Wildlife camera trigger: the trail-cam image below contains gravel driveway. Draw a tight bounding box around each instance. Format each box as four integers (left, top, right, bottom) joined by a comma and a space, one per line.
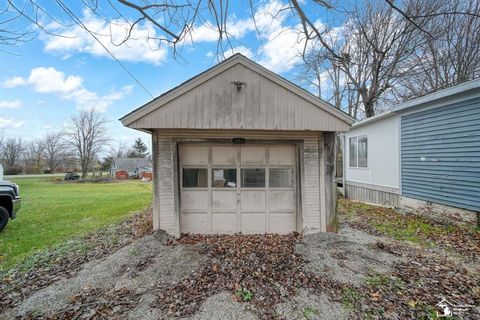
1, 223, 404, 320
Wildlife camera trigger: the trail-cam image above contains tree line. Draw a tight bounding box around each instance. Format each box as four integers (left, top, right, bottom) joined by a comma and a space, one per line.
2, 0, 479, 120
296, 0, 480, 118
0, 109, 150, 178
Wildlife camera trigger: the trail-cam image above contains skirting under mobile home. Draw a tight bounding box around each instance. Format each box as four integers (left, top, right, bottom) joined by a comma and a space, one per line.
344, 79, 480, 223
121, 54, 354, 237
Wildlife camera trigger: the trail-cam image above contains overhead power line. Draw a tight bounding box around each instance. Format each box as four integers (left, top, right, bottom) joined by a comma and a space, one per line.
54, 0, 155, 99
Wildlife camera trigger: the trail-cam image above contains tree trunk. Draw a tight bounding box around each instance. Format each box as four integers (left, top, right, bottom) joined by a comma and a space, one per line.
364, 99, 375, 118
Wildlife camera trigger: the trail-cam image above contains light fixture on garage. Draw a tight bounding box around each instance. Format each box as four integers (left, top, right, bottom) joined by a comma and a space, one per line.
231, 81, 247, 91
232, 137, 246, 144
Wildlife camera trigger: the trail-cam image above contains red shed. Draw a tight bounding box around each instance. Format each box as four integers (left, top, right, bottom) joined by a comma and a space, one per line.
115, 170, 129, 180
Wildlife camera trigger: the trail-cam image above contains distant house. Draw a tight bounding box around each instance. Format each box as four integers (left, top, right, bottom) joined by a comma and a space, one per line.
343, 79, 480, 224
110, 158, 152, 179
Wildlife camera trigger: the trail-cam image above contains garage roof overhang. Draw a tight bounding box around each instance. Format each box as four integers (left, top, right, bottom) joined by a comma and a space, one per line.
120, 54, 354, 132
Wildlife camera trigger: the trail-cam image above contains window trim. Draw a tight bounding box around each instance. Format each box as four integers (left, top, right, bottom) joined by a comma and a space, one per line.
348, 134, 369, 169
181, 167, 209, 188
211, 168, 237, 188
240, 167, 266, 188
268, 167, 294, 189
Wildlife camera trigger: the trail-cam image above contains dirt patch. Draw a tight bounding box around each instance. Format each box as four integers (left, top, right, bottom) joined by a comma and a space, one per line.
339, 198, 480, 261
20, 287, 141, 319
298, 226, 404, 287
276, 289, 349, 320
338, 199, 480, 319
2, 234, 204, 319
354, 241, 480, 319
0, 208, 153, 313
50, 177, 117, 184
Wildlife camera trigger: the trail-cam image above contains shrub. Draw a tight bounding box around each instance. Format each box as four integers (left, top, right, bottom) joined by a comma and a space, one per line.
4, 165, 23, 175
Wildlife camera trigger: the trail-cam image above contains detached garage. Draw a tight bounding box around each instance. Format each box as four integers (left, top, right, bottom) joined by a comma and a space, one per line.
121, 54, 353, 237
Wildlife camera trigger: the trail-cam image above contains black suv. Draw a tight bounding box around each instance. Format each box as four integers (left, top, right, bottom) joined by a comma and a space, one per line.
64, 172, 80, 181
0, 181, 21, 231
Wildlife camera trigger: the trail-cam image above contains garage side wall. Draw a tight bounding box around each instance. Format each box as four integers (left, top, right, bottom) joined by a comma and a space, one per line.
302, 136, 322, 233
152, 130, 335, 236
152, 131, 180, 236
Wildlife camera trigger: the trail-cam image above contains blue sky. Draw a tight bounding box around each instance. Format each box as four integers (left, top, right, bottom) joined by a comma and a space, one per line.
0, 0, 338, 151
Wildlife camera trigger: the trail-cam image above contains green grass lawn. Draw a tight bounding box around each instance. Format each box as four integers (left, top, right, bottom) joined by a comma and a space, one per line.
0, 177, 152, 269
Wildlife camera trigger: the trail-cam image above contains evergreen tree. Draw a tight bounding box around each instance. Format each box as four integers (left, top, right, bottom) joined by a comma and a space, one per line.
128, 138, 149, 158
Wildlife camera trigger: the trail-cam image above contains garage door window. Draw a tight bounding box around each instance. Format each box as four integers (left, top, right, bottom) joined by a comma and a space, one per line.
269, 168, 294, 188
212, 168, 237, 187
182, 168, 208, 188
241, 168, 265, 187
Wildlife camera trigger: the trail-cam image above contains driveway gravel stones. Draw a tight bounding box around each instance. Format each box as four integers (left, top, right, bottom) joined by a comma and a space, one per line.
2, 235, 204, 319
298, 226, 404, 287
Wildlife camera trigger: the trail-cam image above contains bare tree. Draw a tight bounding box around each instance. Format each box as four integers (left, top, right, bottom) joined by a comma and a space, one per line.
40, 132, 65, 173
294, 0, 444, 118
3, 137, 24, 167
23, 140, 43, 172
395, 0, 480, 99
3, 0, 479, 118
108, 141, 128, 159
0, 2, 35, 51
1, 0, 477, 61
64, 109, 110, 178
0, 131, 4, 158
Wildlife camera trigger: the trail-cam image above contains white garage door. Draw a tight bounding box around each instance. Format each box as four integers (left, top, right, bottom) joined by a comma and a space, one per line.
179, 144, 297, 234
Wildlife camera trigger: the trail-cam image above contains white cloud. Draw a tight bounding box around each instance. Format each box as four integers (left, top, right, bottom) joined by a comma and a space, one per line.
27, 67, 83, 94
43, 10, 167, 65
2, 76, 26, 88
0, 118, 24, 128
5, 67, 132, 112
254, 0, 307, 73
225, 46, 253, 58
0, 100, 22, 109
185, 16, 254, 44
188, 22, 219, 43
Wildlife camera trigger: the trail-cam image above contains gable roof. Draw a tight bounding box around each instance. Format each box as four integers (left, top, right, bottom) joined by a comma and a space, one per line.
112, 158, 151, 171
120, 54, 354, 131
352, 78, 480, 129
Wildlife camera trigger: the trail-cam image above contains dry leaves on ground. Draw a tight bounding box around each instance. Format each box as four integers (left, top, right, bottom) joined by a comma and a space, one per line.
19, 287, 141, 320
339, 198, 480, 260
0, 208, 153, 313
157, 233, 345, 320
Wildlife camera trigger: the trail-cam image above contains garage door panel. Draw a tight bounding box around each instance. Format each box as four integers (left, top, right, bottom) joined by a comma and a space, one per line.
269, 213, 296, 234
241, 146, 266, 165
212, 213, 237, 234
240, 191, 266, 212
269, 190, 295, 211
181, 213, 209, 233
269, 145, 295, 165
181, 191, 208, 211
180, 143, 297, 234
212, 190, 237, 211
180, 145, 209, 165
212, 146, 237, 165
241, 213, 266, 234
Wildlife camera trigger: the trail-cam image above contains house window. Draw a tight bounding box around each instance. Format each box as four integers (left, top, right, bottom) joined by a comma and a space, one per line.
349, 135, 368, 168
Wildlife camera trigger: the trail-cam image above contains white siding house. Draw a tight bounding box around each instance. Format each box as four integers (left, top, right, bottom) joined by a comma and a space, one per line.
344, 79, 480, 224
121, 54, 354, 237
